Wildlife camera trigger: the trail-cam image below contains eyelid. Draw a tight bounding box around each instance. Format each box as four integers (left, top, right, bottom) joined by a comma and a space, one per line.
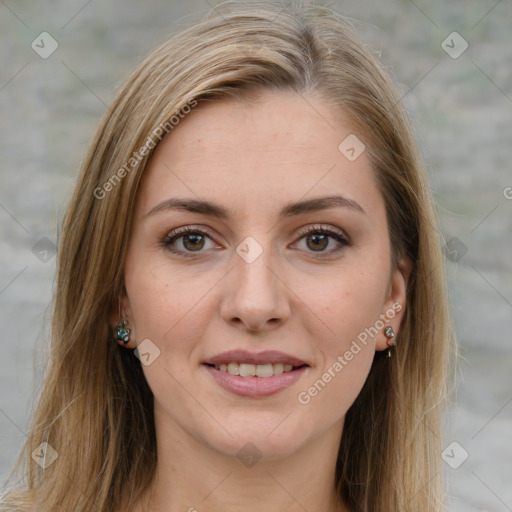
167, 225, 215, 238
293, 223, 350, 243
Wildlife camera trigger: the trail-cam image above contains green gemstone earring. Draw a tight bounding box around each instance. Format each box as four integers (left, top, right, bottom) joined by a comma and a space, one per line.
384, 326, 396, 346
384, 326, 396, 358
115, 320, 131, 344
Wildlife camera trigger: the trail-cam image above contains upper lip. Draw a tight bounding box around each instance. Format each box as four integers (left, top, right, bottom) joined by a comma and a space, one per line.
203, 350, 308, 367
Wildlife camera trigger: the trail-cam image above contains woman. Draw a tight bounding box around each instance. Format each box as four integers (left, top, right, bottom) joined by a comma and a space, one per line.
1, 2, 455, 511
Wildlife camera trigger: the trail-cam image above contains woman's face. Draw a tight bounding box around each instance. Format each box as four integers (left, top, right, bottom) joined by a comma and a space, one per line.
121, 90, 408, 460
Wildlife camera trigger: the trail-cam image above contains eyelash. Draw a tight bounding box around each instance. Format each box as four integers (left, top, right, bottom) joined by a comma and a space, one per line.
160, 224, 351, 258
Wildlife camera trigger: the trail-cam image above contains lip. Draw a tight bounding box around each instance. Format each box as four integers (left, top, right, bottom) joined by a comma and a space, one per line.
203, 349, 308, 367
202, 364, 309, 398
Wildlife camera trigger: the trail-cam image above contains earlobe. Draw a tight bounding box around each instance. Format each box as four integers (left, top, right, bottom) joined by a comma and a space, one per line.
376, 256, 413, 352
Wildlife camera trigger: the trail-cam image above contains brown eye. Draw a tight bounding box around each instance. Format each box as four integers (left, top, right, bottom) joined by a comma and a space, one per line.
305, 233, 329, 251
161, 227, 219, 257
293, 225, 351, 256
182, 233, 206, 251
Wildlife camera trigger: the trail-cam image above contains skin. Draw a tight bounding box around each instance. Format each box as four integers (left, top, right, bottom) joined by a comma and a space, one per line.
116, 90, 410, 512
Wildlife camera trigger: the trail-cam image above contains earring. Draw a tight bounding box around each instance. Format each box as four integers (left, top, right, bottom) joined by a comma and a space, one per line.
384, 326, 395, 346
384, 326, 395, 358
115, 319, 131, 344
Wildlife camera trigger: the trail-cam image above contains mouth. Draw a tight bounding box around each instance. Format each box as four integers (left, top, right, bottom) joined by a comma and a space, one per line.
203, 362, 308, 378
201, 349, 310, 397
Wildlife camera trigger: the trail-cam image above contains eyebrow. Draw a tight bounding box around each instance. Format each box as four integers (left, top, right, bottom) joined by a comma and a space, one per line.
145, 194, 365, 219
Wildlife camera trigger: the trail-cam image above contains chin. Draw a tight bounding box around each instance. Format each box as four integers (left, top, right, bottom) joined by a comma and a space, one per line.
204, 414, 314, 462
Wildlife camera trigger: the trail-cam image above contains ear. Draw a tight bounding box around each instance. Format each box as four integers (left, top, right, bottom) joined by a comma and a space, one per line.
375, 255, 413, 351
111, 292, 137, 349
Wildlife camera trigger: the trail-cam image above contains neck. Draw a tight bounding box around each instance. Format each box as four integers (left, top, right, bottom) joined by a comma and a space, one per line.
132, 403, 348, 512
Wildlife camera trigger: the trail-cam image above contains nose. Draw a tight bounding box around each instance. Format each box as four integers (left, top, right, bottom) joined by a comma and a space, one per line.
220, 244, 291, 332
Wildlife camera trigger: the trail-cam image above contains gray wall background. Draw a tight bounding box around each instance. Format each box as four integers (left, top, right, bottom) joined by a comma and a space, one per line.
1, 1, 511, 510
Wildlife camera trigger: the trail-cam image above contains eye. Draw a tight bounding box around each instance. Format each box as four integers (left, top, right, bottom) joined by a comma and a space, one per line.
161, 224, 351, 258
292, 224, 351, 255
161, 226, 219, 257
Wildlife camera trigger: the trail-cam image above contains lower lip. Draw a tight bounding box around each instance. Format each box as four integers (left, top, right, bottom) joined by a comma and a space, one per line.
202, 364, 308, 398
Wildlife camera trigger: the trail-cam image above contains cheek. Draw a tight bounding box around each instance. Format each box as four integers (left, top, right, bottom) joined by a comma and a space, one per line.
294, 270, 385, 417
297, 259, 389, 350
291, 251, 389, 407
123, 260, 209, 391
295, 347, 373, 441
125, 255, 209, 336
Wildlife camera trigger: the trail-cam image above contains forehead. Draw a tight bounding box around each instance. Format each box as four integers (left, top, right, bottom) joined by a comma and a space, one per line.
162, 91, 354, 165
135, 90, 383, 222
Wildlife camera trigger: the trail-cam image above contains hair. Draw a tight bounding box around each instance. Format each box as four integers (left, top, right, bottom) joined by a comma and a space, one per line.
1, 2, 456, 511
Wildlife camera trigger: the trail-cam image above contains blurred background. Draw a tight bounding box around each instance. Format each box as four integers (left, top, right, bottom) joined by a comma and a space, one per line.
0, 1, 511, 510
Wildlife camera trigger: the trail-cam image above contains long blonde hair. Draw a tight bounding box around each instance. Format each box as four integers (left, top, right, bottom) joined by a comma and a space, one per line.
1, 2, 455, 511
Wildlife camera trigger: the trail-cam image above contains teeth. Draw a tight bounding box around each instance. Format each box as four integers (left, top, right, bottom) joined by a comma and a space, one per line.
239, 363, 256, 377
213, 362, 299, 377
227, 362, 239, 375
255, 364, 273, 377
273, 363, 284, 374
